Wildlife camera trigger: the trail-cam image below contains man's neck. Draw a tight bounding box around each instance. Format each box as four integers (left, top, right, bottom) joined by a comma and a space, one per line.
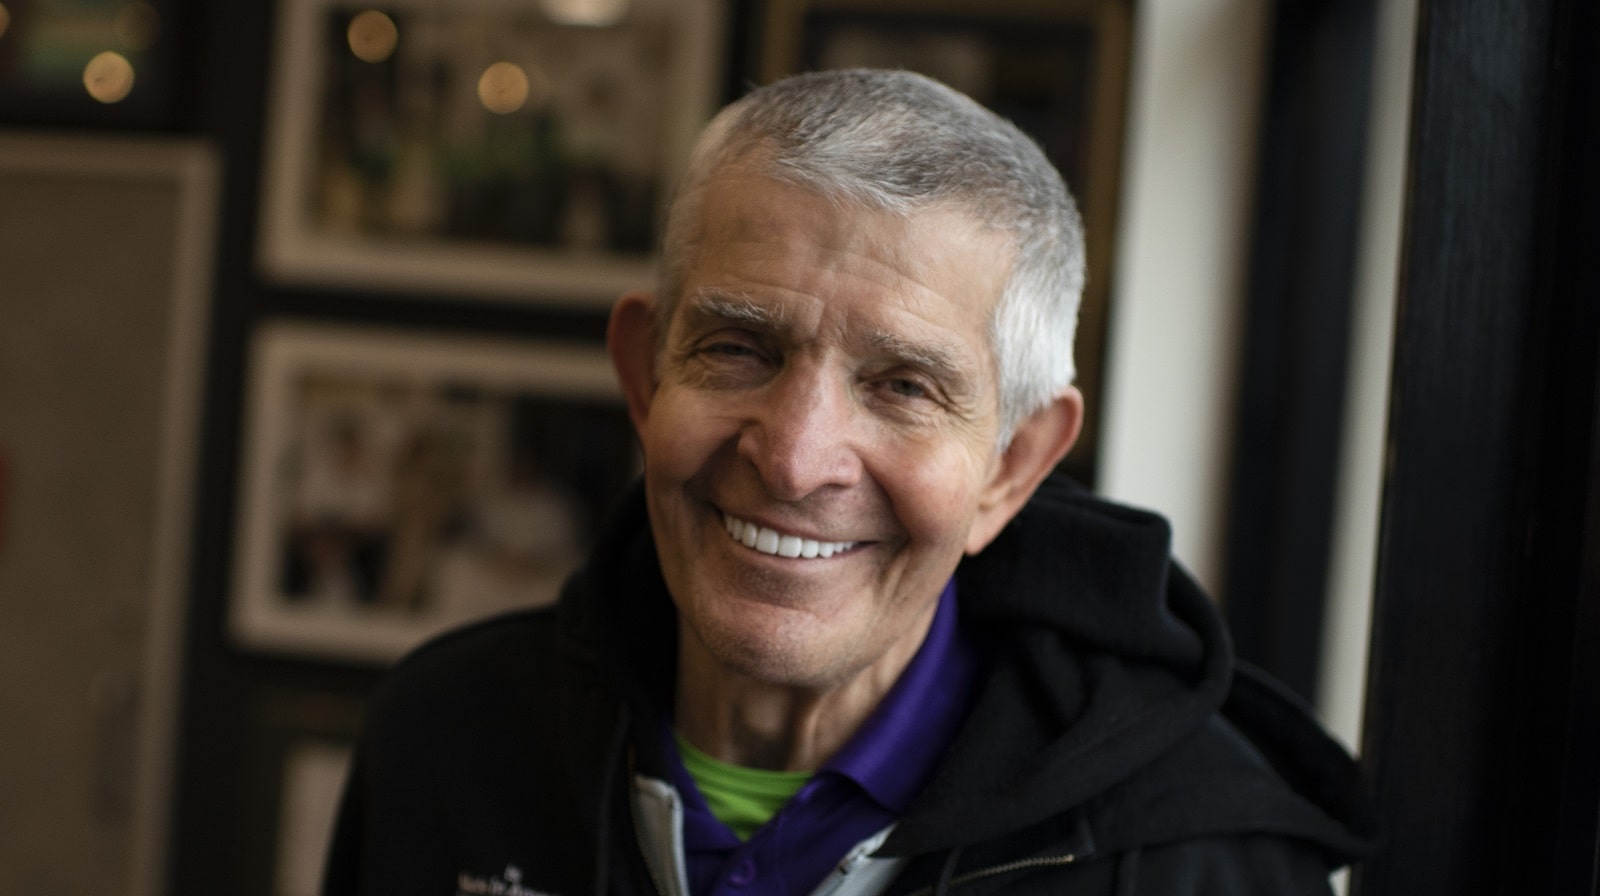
672, 615, 933, 771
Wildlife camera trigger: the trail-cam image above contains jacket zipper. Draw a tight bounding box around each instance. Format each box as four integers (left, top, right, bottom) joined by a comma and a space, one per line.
624, 749, 670, 896
904, 853, 1078, 895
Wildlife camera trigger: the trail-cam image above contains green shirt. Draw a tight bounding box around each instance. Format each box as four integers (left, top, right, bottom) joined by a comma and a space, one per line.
674, 731, 811, 840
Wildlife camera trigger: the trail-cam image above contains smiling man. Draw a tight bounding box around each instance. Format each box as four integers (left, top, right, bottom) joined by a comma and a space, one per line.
325, 70, 1374, 895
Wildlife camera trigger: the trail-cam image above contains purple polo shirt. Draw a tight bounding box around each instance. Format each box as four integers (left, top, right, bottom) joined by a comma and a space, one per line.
663, 580, 979, 896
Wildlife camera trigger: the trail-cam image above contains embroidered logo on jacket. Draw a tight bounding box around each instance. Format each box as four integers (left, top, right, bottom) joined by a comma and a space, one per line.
455, 865, 561, 896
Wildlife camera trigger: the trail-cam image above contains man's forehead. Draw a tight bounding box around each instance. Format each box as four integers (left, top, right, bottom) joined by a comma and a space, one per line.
666, 170, 1011, 373
676, 287, 982, 389
699, 162, 1002, 255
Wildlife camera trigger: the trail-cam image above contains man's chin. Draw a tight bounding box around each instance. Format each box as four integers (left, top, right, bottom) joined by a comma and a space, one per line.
688, 615, 851, 690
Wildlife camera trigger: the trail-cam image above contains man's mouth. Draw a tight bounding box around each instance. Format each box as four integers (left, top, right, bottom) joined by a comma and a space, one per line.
721, 512, 857, 559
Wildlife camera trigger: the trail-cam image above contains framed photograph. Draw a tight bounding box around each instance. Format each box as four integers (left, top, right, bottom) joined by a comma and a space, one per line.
759, 0, 1132, 484
0, 0, 180, 126
231, 322, 639, 663
233, 689, 365, 896
0, 134, 217, 896
273, 737, 352, 896
257, 0, 724, 306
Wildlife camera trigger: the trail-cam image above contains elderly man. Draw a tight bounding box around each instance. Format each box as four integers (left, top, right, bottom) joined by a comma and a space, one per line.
325, 69, 1373, 895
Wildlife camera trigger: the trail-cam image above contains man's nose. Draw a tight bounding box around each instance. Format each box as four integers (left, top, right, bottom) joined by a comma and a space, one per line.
737, 363, 863, 502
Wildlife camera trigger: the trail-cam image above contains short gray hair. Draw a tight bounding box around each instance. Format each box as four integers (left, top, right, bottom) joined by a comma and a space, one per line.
657, 68, 1085, 444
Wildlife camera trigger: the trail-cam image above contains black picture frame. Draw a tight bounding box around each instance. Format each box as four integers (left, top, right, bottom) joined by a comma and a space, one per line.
0, 0, 182, 127
235, 688, 366, 896
257, 0, 725, 307
230, 320, 638, 664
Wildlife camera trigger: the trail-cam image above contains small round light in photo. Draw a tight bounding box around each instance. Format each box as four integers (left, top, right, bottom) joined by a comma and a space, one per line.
477, 62, 530, 115
84, 51, 136, 104
347, 9, 398, 64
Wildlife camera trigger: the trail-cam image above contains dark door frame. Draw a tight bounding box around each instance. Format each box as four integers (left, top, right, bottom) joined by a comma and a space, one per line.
1354, 0, 1600, 892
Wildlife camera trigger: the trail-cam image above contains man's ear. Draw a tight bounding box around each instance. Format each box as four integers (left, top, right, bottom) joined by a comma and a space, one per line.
607, 291, 660, 433
965, 387, 1085, 554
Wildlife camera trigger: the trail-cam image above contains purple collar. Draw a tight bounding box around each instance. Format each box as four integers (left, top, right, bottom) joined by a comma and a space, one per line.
819, 578, 976, 811
663, 579, 980, 894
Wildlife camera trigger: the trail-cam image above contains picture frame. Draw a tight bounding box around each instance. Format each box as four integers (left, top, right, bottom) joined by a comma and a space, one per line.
257, 0, 725, 306
273, 737, 353, 896
759, 0, 1133, 484
230, 321, 639, 664
0, 0, 181, 127
233, 689, 365, 896
0, 134, 218, 896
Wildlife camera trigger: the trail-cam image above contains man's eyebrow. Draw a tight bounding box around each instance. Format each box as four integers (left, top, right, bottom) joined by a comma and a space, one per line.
683, 287, 977, 389
865, 329, 974, 389
683, 289, 788, 330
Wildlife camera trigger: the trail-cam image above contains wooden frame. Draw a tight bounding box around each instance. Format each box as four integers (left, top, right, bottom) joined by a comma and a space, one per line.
758, 0, 1133, 483
257, 0, 724, 306
230, 321, 637, 664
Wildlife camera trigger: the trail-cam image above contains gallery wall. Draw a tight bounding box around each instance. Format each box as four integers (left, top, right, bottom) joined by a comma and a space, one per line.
0, 0, 1404, 892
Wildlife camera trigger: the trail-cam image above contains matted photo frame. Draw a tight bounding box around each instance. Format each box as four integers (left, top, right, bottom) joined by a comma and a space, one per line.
257, 0, 724, 306
759, 0, 1133, 484
231, 322, 638, 663
0, 134, 217, 896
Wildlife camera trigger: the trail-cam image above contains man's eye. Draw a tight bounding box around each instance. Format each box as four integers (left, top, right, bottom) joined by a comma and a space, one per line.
886, 377, 930, 400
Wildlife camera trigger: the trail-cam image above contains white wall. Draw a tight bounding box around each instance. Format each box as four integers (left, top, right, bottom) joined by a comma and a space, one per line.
1098, 0, 1272, 591
1099, 0, 1418, 752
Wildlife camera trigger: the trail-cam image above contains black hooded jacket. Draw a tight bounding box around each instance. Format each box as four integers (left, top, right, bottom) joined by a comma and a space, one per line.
324, 475, 1377, 895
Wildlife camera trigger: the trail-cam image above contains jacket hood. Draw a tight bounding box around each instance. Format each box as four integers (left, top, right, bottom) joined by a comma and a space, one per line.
561, 476, 1376, 868
882, 475, 1377, 865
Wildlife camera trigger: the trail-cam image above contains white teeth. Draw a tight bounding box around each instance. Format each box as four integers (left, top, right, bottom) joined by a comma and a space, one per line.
722, 513, 855, 559
756, 528, 780, 554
